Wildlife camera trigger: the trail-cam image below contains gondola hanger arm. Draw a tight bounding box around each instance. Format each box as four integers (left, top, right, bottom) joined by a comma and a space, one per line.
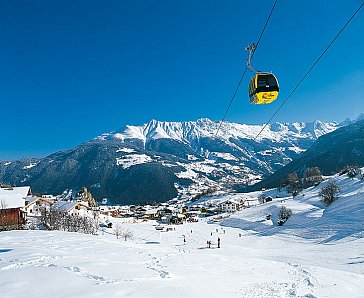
245, 43, 260, 73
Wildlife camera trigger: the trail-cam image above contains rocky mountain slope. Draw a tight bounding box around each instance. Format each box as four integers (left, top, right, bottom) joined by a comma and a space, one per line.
0, 118, 340, 204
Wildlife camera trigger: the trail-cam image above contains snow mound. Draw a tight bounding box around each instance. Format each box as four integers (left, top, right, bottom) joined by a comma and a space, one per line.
116, 148, 135, 153
22, 162, 38, 169
116, 154, 152, 169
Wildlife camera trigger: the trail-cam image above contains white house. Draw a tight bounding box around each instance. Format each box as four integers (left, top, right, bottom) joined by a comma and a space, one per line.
218, 200, 241, 213
99, 205, 121, 217
144, 208, 159, 220
25, 197, 53, 217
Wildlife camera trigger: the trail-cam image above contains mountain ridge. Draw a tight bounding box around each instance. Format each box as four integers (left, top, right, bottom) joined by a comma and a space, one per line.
247, 118, 364, 191
0, 118, 342, 204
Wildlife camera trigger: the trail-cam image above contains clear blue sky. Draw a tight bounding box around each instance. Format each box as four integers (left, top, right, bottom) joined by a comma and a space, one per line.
1, 0, 363, 160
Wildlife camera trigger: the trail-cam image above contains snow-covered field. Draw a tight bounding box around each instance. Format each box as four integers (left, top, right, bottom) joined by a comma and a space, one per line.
1, 174, 364, 297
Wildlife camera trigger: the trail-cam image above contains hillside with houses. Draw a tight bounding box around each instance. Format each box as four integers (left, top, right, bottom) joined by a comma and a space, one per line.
0, 184, 251, 232
0, 168, 363, 297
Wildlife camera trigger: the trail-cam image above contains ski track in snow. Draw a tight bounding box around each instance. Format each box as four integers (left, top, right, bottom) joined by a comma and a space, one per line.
0, 225, 363, 297
63, 266, 119, 284
0, 256, 58, 271
145, 253, 171, 279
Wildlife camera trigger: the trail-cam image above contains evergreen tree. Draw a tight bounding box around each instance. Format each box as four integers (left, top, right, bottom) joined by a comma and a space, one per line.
277, 206, 292, 226
345, 165, 361, 179
319, 182, 340, 206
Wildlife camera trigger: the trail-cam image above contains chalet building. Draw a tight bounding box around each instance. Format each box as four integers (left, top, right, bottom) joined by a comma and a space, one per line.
144, 209, 159, 220
188, 205, 201, 212
51, 201, 90, 217
25, 197, 53, 217
161, 214, 184, 224
159, 207, 175, 217
218, 200, 241, 213
99, 205, 122, 217
119, 206, 132, 217
41, 194, 58, 202
0, 189, 27, 231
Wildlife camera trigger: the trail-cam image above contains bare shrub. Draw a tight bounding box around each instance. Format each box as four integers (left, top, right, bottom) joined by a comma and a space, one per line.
40, 207, 96, 234
113, 223, 123, 239
302, 167, 323, 187
285, 172, 301, 195
121, 229, 133, 241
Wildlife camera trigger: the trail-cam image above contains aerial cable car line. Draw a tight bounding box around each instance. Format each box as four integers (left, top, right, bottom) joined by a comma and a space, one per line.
210, 1, 362, 190
215, 0, 279, 137
250, 1, 364, 145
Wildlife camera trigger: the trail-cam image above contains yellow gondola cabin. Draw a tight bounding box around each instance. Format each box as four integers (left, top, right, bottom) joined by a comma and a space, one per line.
249, 73, 279, 104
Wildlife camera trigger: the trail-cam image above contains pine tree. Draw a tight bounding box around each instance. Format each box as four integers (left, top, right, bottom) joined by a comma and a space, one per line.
319, 182, 340, 206
277, 206, 292, 226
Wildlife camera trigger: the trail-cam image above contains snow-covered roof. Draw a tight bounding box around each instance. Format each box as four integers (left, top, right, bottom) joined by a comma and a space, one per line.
145, 209, 159, 215
219, 199, 240, 205
0, 193, 24, 209
0, 186, 31, 199
25, 196, 39, 205
52, 201, 89, 212
26, 196, 53, 207
187, 210, 201, 214
161, 215, 172, 219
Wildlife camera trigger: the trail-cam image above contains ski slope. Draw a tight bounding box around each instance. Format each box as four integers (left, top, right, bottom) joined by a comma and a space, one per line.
221, 172, 364, 243
0, 173, 363, 297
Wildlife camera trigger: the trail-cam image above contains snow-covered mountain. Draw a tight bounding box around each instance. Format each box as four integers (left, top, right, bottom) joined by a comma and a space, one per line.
0, 118, 340, 204
99, 118, 337, 146
249, 118, 364, 191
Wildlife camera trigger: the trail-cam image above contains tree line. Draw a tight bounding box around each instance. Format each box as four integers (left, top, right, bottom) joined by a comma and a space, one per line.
39, 207, 97, 234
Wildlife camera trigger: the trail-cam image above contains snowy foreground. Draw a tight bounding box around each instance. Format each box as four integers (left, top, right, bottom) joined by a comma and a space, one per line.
1, 175, 364, 297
